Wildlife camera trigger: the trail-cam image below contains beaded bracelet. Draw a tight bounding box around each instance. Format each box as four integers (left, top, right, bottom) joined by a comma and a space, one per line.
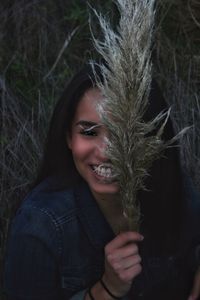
99, 278, 122, 299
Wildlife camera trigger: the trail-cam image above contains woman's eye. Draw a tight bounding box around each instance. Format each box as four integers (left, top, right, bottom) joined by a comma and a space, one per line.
80, 129, 97, 136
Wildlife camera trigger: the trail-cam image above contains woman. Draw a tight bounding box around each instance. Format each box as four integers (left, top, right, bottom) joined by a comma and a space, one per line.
4, 64, 200, 300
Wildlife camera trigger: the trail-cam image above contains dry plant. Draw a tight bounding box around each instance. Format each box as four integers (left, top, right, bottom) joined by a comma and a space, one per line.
91, 0, 187, 231
170, 77, 200, 189
0, 75, 47, 275
0, 1, 113, 294
0, 0, 83, 282
156, 47, 200, 190
156, 0, 200, 191
0, 1, 199, 295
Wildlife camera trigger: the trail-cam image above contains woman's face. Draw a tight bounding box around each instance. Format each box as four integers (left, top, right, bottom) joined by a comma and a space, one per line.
67, 87, 119, 201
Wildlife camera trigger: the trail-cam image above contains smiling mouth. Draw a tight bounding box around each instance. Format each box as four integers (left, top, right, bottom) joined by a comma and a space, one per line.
91, 164, 117, 182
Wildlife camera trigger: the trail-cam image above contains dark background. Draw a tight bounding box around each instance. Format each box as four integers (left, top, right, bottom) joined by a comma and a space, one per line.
0, 0, 200, 297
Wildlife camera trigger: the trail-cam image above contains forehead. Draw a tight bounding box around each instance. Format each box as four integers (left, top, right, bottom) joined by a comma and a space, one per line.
73, 87, 103, 123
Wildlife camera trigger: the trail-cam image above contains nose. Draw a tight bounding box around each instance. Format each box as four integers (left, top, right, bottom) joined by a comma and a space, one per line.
95, 136, 109, 162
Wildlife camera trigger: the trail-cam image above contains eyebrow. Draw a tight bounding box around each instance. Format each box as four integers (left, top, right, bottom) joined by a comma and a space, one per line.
75, 120, 99, 127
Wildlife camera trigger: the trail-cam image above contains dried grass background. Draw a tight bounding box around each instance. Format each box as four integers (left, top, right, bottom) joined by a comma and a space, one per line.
0, 0, 199, 296
156, 0, 200, 187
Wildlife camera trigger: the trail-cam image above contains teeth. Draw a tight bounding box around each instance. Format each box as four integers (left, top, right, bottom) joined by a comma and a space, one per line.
93, 164, 115, 178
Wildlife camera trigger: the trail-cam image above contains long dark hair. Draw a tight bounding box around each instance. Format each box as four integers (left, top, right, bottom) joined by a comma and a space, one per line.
35, 63, 183, 253
34, 63, 103, 187
141, 80, 183, 254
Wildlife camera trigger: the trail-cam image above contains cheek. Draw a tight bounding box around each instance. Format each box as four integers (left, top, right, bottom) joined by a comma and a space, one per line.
70, 138, 93, 161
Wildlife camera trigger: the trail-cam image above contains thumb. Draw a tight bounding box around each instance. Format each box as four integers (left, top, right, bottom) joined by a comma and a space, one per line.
188, 267, 200, 300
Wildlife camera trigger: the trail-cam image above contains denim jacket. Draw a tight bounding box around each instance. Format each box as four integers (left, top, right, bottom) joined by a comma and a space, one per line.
4, 175, 200, 300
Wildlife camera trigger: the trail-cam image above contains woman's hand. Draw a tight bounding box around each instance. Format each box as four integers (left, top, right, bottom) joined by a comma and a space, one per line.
188, 267, 200, 300
102, 231, 143, 297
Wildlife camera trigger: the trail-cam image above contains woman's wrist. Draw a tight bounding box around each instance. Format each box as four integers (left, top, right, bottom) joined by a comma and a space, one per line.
85, 280, 121, 300
99, 278, 123, 299
101, 274, 129, 299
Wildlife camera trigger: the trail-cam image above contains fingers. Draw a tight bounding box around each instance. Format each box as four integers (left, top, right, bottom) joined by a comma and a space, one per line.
107, 242, 139, 261
115, 263, 142, 283
110, 254, 141, 271
105, 231, 143, 272
105, 231, 143, 254
103, 231, 143, 296
104, 231, 143, 280
188, 267, 200, 300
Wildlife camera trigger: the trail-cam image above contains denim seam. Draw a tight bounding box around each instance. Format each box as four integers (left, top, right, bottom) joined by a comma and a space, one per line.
56, 210, 78, 225
28, 205, 63, 257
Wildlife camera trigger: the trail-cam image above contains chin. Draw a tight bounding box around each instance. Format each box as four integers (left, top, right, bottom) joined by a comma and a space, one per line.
90, 181, 119, 197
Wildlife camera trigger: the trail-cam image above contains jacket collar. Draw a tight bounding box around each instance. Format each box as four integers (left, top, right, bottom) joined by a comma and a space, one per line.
74, 180, 115, 251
